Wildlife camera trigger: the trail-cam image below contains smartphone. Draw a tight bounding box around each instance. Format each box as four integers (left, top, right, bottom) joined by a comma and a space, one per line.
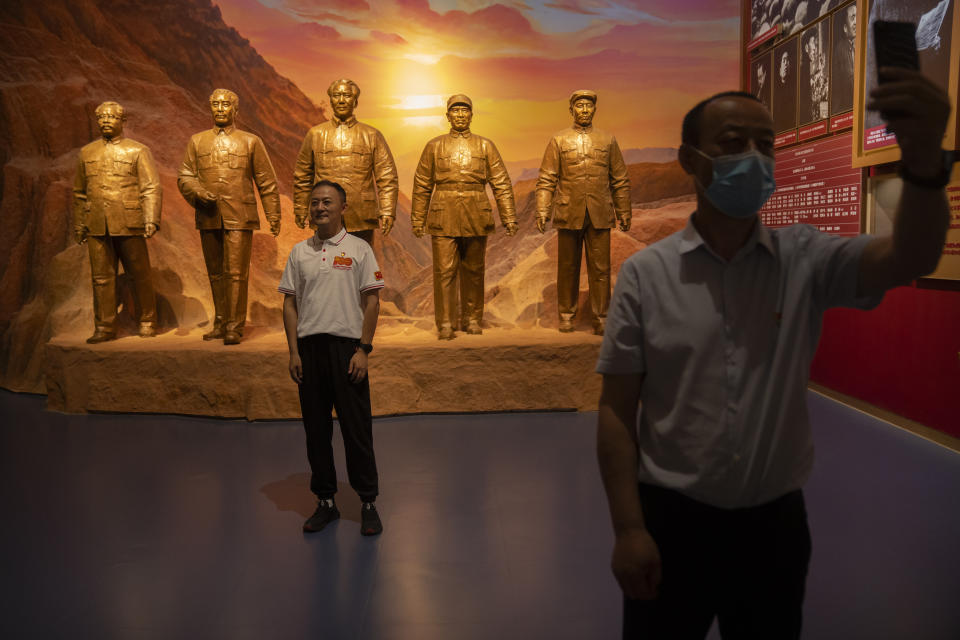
874, 20, 919, 79
873, 21, 919, 121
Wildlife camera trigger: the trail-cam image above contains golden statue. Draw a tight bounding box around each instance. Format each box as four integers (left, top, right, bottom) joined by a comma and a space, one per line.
535, 89, 631, 335
293, 78, 399, 244
72, 101, 161, 343
411, 94, 518, 340
177, 88, 281, 345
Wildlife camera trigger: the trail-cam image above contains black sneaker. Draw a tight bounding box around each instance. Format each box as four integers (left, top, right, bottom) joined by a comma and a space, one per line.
360, 502, 383, 536
303, 501, 340, 533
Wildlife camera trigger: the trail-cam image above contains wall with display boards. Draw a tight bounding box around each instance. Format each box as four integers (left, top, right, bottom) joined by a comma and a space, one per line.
742, 0, 960, 441
748, 1, 864, 234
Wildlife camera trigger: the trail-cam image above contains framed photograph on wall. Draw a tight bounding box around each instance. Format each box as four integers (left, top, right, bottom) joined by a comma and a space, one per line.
831, 2, 858, 116
750, 0, 845, 44
853, 0, 960, 167
773, 36, 800, 134
799, 19, 831, 126
751, 51, 773, 110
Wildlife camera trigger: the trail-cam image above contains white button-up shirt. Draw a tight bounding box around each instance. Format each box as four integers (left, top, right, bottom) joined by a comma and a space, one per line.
279, 228, 384, 339
597, 217, 881, 508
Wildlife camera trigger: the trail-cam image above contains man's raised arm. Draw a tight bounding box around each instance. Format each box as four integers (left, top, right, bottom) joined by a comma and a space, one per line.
858, 68, 952, 297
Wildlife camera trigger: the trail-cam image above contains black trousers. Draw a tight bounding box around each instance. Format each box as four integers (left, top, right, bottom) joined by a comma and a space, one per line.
624, 484, 811, 640
297, 333, 378, 502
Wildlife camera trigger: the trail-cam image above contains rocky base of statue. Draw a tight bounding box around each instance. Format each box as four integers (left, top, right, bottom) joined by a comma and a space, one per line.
43, 327, 603, 420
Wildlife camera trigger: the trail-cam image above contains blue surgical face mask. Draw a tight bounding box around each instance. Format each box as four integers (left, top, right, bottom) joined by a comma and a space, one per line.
691, 147, 776, 219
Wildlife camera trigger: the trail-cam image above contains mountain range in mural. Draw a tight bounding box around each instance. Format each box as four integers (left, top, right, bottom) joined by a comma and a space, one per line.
0, 0, 695, 393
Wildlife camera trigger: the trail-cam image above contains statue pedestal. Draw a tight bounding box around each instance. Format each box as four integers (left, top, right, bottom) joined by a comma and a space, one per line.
44, 327, 604, 420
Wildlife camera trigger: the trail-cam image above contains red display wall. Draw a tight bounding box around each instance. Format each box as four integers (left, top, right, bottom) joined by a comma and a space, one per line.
811, 284, 960, 439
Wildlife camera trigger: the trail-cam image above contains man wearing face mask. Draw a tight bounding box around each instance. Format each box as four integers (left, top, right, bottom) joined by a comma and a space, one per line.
596, 74, 951, 637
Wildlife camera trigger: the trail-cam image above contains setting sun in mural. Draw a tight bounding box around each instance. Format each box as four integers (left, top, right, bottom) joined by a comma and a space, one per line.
215, 0, 740, 189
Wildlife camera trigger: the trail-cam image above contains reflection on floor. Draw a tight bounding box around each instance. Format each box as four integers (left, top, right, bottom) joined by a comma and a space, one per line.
0, 390, 958, 639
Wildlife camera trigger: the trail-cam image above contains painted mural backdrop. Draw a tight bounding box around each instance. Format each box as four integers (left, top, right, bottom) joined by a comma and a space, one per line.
217, 0, 741, 188
0, 0, 739, 393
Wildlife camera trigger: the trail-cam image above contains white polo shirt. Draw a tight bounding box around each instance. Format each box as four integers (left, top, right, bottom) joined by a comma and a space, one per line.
278, 227, 384, 339
597, 217, 882, 509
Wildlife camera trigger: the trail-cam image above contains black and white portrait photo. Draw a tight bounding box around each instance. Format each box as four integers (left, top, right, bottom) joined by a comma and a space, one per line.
774, 37, 800, 133
752, 53, 773, 109
751, 0, 843, 40
799, 20, 830, 125
831, 2, 857, 115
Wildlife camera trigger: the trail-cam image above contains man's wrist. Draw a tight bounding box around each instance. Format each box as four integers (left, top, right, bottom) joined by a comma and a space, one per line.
900, 149, 954, 188
357, 342, 373, 354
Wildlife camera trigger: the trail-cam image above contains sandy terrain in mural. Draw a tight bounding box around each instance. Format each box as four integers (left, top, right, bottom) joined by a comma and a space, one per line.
0, 0, 696, 398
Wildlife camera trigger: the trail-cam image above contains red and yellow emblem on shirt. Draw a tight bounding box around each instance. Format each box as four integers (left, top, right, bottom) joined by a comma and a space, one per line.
374, 270, 383, 281
333, 252, 353, 270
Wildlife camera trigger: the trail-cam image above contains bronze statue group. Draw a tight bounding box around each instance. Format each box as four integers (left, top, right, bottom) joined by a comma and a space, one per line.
73, 79, 630, 346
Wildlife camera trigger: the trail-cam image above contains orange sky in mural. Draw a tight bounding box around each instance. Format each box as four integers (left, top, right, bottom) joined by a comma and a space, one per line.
215, 0, 740, 188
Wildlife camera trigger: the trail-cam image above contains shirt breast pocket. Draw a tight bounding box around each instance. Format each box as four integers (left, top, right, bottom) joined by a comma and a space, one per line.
228, 152, 249, 170
198, 152, 214, 170
352, 144, 372, 169
469, 156, 486, 175
84, 160, 99, 177
589, 148, 609, 168
436, 154, 452, 172
561, 144, 580, 165
113, 158, 136, 176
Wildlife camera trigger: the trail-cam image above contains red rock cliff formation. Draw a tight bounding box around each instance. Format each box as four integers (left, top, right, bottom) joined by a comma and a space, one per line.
0, 0, 335, 391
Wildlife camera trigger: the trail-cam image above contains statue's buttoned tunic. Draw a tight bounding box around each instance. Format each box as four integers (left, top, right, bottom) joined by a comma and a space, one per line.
293, 116, 398, 240
536, 125, 631, 327
411, 130, 517, 330
178, 126, 281, 335
73, 136, 161, 332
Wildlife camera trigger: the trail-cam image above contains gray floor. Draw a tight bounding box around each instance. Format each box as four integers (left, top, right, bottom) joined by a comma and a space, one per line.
0, 389, 957, 639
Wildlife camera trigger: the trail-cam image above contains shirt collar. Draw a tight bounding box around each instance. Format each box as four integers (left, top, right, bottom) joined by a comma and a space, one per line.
679, 213, 775, 259
332, 115, 357, 128
572, 124, 593, 134
310, 227, 348, 249
312, 227, 347, 245
101, 135, 123, 145
213, 125, 235, 135
449, 129, 471, 138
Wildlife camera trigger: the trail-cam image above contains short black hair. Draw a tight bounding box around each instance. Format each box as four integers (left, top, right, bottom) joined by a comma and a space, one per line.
681, 91, 763, 147
310, 179, 347, 204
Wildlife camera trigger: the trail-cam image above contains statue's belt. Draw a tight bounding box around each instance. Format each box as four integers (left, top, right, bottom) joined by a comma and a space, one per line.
434, 183, 485, 192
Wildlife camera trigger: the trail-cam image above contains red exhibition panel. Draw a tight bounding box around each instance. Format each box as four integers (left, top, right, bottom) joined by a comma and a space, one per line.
812, 285, 960, 439
760, 132, 861, 236
863, 123, 897, 151
830, 112, 853, 132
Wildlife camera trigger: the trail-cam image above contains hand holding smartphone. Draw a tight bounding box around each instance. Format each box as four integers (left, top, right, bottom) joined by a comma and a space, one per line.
873, 20, 919, 121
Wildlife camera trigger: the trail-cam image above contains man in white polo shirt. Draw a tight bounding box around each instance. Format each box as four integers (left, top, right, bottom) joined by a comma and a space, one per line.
280, 179, 385, 536
597, 70, 950, 637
